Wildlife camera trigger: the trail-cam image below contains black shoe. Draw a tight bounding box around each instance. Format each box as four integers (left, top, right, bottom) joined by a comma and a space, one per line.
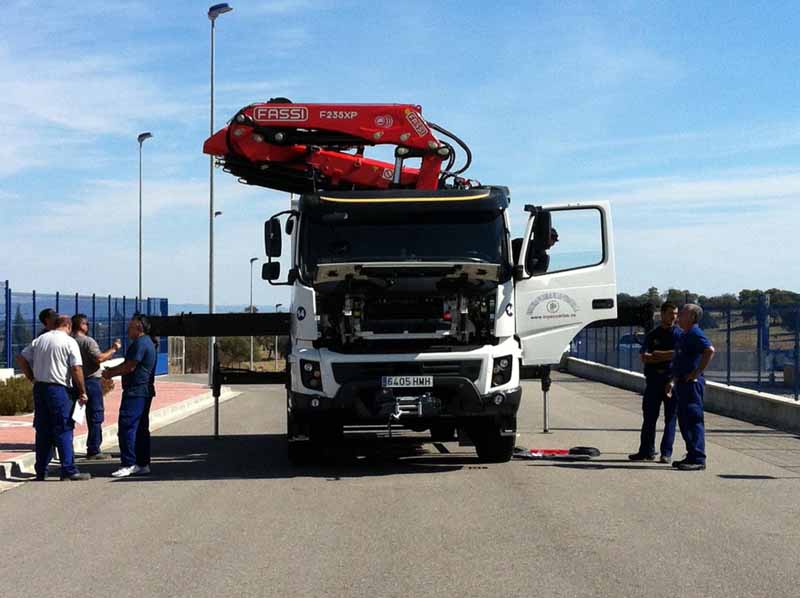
34, 474, 47, 481
85, 452, 113, 461
60, 472, 92, 481
659, 455, 672, 464
628, 452, 656, 461
672, 458, 688, 468
676, 462, 706, 471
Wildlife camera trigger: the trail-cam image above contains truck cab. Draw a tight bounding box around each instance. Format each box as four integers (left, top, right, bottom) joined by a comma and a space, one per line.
264, 185, 616, 462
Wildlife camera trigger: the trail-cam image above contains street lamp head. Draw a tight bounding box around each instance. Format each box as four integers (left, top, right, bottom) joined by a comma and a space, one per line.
208, 3, 233, 20
214, 210, 223, 217
137, 132, 153, 144
250, 257, 259, 264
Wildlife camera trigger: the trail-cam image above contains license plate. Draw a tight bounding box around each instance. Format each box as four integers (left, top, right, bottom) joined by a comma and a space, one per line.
381, 375, 433, 388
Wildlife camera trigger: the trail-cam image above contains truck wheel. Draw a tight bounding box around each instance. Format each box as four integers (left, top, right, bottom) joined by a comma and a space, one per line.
471, 420, 515, 463
430, 422, 456, 442
287, 440, 313, 465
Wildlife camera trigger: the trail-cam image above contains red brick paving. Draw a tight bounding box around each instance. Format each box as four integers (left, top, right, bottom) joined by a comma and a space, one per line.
0, 379, 209, 463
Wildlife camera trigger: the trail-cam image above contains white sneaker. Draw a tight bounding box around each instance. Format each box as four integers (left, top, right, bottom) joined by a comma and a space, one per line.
133, 465, 151, 475
111, 465, 137, 478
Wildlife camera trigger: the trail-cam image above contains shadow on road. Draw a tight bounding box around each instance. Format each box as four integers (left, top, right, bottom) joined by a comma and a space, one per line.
74, 434, 476, 481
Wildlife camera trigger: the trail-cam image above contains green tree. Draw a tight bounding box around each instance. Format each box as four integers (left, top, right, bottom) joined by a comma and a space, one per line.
217, 336, 250, 367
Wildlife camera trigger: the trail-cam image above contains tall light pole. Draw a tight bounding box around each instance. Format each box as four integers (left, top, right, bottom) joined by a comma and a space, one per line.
208, 2, 233, 387
275, 303, 283, 371
137, 132, 153, 312
249, 257, 258, 370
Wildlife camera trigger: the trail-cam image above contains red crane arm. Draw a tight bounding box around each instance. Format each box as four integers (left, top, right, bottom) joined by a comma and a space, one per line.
203, 101, 458, 193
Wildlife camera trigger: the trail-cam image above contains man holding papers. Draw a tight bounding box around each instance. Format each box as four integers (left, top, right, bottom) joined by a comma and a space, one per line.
16, 315, 91, 481
71, 314, 122, 460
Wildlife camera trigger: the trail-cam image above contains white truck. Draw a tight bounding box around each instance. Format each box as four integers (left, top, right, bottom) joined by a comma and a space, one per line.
262, 186, 616, 462
202, 101, 617, 462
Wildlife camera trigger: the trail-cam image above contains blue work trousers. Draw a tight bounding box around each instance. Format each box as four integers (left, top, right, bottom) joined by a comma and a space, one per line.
675, 379, 707, 464
85, 377, 105, 455
33, 383, 78, 477
638, 378, 678, 458
118, 392, 153, 467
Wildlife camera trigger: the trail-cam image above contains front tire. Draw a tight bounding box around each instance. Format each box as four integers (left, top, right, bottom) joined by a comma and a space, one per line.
471, 419, 515, 463
430, 422, 457, 442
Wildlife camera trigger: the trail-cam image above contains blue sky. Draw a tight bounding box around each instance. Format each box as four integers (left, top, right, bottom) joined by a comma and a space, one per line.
2, 0, 799, 306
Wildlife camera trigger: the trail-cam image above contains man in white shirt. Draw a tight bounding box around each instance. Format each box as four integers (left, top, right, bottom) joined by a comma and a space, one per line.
17, 315, 91, 481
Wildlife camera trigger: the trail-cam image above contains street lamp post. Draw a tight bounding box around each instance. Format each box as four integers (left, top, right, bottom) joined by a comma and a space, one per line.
249, 257, 258, 370
275, 303, 283, 371
137, 132, 153, 312
208, 3, 233, 388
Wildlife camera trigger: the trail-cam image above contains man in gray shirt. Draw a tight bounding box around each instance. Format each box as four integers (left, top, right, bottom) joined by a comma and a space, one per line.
72, 314, 122, 460
17, 315, 90, 481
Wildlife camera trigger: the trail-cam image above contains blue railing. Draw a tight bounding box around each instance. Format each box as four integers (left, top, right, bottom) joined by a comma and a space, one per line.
570, 304, 800, 401
1, 280, 168, 374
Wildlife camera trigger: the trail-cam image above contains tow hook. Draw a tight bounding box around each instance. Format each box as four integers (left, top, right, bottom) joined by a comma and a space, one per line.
385, 393, 442, 437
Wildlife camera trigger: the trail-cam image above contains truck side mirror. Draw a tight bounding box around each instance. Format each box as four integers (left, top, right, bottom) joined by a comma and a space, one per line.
531, 211, 552, 254
511, 237, 523, 264
262, 262, 281, 281
265, 218, 282, 257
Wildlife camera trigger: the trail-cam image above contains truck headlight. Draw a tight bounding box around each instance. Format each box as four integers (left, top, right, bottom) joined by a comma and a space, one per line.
491, 355, 513, 387
300, 360, 322, 390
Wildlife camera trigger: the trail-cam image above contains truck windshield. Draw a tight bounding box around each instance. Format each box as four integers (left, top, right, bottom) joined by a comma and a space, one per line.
300, 210, 507, 269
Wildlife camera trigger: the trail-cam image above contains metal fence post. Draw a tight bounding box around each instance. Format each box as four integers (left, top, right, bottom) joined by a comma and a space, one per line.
122, 296, 127, 353
55, 291, 60, 313
3, 281, 11, 369
107, 295, 112, 350
74, 292, 78, 315
756, 309, 762, 391
794, 308, 799, 401
91, 293, 96, 338
31, 289, 36, 338
604, 326, 609, 365
628, 325, 633, 371
726, 308, 731, 386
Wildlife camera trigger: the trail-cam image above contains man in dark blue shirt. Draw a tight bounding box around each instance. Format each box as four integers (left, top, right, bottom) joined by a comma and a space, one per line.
629, 302, 682, 463
103, 314, 156, 478
670, 304, 715, 471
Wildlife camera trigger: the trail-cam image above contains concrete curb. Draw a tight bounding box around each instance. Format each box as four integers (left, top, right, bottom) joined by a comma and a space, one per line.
565, 357, 800, 434
0, 388, 240, 480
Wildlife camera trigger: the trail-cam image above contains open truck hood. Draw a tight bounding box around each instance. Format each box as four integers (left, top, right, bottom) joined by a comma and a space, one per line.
313, 261, 501, 284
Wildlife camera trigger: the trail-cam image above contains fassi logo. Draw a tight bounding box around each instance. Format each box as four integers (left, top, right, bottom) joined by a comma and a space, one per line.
253, 106, 309, 122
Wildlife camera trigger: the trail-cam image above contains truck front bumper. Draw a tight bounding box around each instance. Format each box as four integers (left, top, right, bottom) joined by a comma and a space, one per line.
290, 378, 521, 422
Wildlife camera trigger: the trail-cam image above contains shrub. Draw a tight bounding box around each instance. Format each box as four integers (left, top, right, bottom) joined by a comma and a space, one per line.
0, 376, 34, 416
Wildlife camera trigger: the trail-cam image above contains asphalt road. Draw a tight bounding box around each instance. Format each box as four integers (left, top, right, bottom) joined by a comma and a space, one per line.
1, 373, 799, 598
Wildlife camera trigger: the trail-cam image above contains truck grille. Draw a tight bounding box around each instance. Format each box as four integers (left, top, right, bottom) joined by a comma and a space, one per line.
332, 360, 482, 385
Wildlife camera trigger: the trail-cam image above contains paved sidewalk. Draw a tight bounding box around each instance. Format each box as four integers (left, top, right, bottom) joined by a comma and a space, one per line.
0, 377, 237, 479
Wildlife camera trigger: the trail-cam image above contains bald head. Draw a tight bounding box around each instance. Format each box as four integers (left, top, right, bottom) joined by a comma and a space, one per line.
54, 315, 72, 332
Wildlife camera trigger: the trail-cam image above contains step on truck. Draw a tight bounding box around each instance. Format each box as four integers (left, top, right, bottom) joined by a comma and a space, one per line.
201, 100, 618, 462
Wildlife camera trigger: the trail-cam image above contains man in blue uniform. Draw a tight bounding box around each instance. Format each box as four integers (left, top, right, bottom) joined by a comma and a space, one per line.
17, 315, 91, 481
102, 314, 156, 478
670, 304, 715, 471
629, 302, 681, 463
71, 314, 122, 460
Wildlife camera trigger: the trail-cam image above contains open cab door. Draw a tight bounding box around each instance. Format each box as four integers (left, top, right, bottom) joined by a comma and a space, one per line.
515, 202, 617, 366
